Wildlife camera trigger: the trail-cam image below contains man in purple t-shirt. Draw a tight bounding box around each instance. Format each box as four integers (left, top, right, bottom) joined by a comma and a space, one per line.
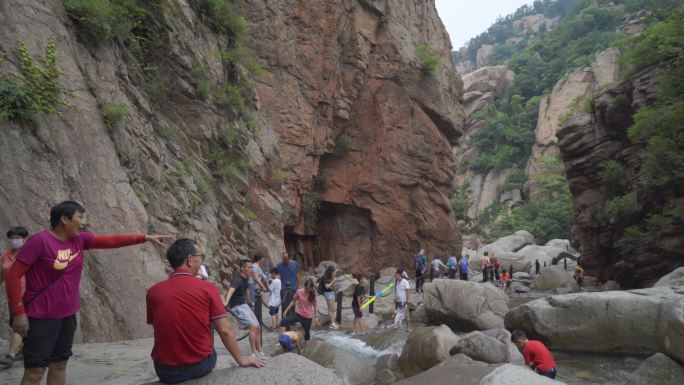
5, 201, 169, 385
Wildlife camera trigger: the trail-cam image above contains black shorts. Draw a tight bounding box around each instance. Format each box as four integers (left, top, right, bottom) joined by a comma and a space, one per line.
352, 305, 363, 318
269, 305, 280, 316
23, 315, 77, 368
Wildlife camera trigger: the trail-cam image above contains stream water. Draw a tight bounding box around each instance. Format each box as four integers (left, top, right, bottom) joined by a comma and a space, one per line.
311, 328, 645, 385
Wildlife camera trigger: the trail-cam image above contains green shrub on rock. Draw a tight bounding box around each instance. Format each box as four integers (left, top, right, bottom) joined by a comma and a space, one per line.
64, 0, 145, 42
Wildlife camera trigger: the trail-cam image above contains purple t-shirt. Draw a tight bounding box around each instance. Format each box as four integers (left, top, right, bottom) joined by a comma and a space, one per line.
16, 230, 94, 319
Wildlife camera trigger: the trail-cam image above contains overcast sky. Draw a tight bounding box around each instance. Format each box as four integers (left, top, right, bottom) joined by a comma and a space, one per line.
435, 0, 534, 48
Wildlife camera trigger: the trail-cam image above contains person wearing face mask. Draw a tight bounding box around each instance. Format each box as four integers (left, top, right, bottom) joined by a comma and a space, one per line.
5, 201, 171, 385
0, 226, 29, 369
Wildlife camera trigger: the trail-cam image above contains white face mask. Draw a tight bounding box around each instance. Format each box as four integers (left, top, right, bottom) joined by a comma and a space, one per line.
10, 238, 24, 250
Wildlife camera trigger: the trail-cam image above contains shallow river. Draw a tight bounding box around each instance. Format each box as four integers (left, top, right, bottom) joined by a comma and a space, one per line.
312, 329, 645, 385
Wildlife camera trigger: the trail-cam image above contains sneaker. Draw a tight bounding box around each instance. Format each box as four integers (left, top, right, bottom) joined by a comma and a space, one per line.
257, 352, 270, 359
0, 354, 13, 370
12, 351, 23, 362
329, 322, 339, 329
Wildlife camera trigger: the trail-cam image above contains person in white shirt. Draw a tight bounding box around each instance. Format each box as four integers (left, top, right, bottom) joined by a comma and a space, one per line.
197, 264, 209, 280
267, 268, 282, 330
391, 269, 411, 329
430, 256, 448, 281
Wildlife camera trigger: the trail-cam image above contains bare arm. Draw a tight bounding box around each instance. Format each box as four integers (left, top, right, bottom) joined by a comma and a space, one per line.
213, 317, 265, 367
223, 287, 236, 307
283, 295, 298, 314
295, 336, 302, 354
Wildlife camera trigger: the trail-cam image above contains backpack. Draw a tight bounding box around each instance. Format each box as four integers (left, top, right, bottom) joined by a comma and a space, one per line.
414, 254, 426, 273
317, 277, 326, 295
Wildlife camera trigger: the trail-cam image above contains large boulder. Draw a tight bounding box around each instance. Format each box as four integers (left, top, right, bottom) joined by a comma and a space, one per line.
544, 239, 571, 251
394, 354, 565, 385
394, 354, 500, 385
449, 329, 524, 364
480, 364, 567, 385
472, 250, 532, 274
622, 353, 684, 385
179, 353, 344, 385
485, 231, 536, 253
423, 280, 509, 331
398, 325, 461, 376
531, 265, 579, 292
655, 267, 684, 287
515, 245, 569, 271
504, 287, 684, 363
303, 341, 376, 385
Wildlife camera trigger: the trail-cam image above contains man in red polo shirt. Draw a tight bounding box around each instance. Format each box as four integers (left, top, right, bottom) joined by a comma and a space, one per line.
147, 238, 265, 384
511, 330, 557, 379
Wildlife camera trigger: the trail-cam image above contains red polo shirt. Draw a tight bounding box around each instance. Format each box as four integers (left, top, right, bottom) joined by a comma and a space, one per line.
523, 340, 557, 372
146, 269, 227, 365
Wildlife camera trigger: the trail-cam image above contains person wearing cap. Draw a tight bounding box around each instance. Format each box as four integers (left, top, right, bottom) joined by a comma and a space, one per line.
511, 330, 557, 379
277, 330, 302, 354
391, 269, 411, 329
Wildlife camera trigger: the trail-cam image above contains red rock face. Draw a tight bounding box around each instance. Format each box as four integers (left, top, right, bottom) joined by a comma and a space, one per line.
245, 1, 465, 272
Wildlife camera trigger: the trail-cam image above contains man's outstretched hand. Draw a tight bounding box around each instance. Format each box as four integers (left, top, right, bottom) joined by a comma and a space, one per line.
145, 235, 173, 246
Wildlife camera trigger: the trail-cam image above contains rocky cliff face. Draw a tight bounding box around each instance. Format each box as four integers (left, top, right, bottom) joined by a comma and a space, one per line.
246, 0, 464, 272
557, 67, 684, 288
0, 0, 463, 341
526, 48, 621, 200
453, 65, 515, 247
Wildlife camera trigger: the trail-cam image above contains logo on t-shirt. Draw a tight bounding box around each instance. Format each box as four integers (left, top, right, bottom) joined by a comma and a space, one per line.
54, 249, 79, 270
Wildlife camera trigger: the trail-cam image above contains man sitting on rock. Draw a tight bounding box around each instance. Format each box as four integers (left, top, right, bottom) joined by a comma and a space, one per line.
147, 239, 265, 384
511, 330, 557, 379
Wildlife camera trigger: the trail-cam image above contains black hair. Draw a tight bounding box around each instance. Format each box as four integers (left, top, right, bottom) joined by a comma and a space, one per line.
324, 265, 335, 280
49, 201, 86, 228
7, 226, 29, 238
395, 268, 404, 276
253, 252, 264, 262
354, 272, 364, 281
270, 267, 279, 275
238, 259, 250, 269
511, 330, 527, 343
166, 238, 198, 269
483, 251, 489, 256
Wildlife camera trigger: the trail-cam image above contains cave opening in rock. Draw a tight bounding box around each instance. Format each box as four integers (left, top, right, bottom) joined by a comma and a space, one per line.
284, 201, 379, 272
316, 201, 378, 273
283, 228, 320, 271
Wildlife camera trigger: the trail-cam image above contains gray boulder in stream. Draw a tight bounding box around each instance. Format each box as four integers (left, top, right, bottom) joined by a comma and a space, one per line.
179, 353, 343, 385
303, 340, 376, 385
449, 329, 524, 364
505, 286, 684, 363
423, 280, 509, 331
531, 265, 578, 292
622, 353, 684, 385
398, 325, 460, 376
654, 267, 684, 287
394, 354, 566, 385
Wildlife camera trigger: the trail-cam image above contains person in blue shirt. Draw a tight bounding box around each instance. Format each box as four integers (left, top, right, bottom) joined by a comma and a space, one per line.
459, 255, 470, 281
276, 251, 299, 316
